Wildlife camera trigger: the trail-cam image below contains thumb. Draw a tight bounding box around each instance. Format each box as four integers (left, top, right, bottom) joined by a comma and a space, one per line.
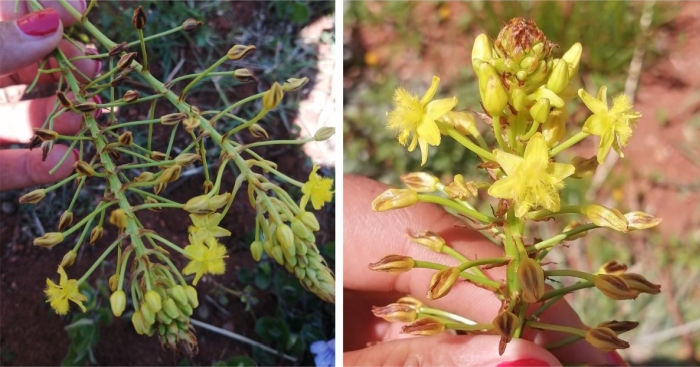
344, 334, 562, 367
0, 8, 63, 77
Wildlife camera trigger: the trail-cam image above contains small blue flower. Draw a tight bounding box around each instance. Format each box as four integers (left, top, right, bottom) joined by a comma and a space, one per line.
310, 338, 335, 367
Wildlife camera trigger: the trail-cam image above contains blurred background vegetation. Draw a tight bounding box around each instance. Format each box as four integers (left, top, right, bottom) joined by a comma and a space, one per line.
344, 1, 700, 365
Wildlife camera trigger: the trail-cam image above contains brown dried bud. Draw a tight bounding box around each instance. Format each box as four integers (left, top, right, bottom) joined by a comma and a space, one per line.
74, 101, 97, 113
584, 205, 629, 232
372, 303, 418, 323
132, 6, 147, 30
134, 172, 155, 182
493, 310, 519, 355
571, 156, 599, 179
444, 174, 479, 200
282, 77, 309, 92
624, 211, 662, 231
427, 267, 461, 300
117, 52, 138, 70
29, 135, 42, 150
262, 82, 284, 110
60, 250, 77, 268
371, 188, 419, 212
401, 317, 445, 336
41, 140, 53, 162
594, 274, 639, 300
598, 260, 627, 275
33, 128, 58, 141
585, 327, 630, 352
368, 254, 415, 273
109, 209, 128, 230
74, 160, 96, 176
153, 183, 166, 195
118, 131, 133, 146
619, 273, 661, 294
517, 257, 545, 303
248, 124, 269, 140
144, 197, 161, 212
34, 232, 64, 248
396, 296, 423, 308
597, 320, 639, 335
233, 68, 256, 82
227, 44, 256, 60
182, 18, 202, 32
122, 90, 139, 102
183, 117, 200, 133
150, 151, 169, 161
108, 42, 128, 57
89, 226, 103, 245
158, 165, 182, 184
110, 73, 128, 87
174, 153, 201, 166
160, 113, 187, 125
58, 211, 74, 231
407, 231, 445, 252
19, 189, 46, 204
56, 91, 72, 108
203, 180, 214, 194
400, 172, 440, 193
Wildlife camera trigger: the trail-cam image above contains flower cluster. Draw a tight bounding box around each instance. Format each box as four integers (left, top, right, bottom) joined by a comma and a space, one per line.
372, 17, 659, 355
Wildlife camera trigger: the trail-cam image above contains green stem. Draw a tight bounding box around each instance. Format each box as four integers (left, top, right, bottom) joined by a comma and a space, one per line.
544, 269, 595, 282
540, 282, 594, 301
147, 234, 189, 257
243, 137, 315, 149
525, 321, 587, 337
180, 56, 228, 100
525, 206, 581, 221
77, 237, 121, 284
491, 114, 508, 151
127, 26, 184, 49
417, 194, 496, 224
544, 335, 582, 350
530, 223, 598, 252
419, 306, 478, 325
549, 131, 589, 157
446, 129, 495, 161
413, 260, 501, 290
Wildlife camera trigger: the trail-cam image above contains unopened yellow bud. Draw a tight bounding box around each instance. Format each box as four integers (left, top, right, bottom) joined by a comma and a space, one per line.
299, 211, 320, 232
598, 260, 628, 275
162, 297, 180, 319
158, 165, 182, 184
271, 246, 284, 265
371, 188, 418, 212
584, 205, 629, 232
109, 209, 128, 230
407, 231, 445, 252
372, 303, 418, 323
34, 232, 64, 248
510, 88, 527, 112
151, 151, 169, 161
438, 110, 477, 136
108, 274, 118, 292
562, 42, 582, 78
110, 290, 126, 317
619, 273, 661, 294
570, 156, 599, 179
227, 44, 256, 60
74, 160, 96, 176
145, 290, 162, 313
208, 193, 231, 211
160, 113, 187, 125
471, 33, 492, 64
546, 59, 570, 94
19, 189, 45, 204
482, 75, 509, 117
60, 250, 77, 268
585, 327, 630, 352
401, 317, 445, 336
368, 254, 415, 273
262, 82, 284, 111
250, 240, 263, 262
282, 77, 309, 92
528, 87, 565, 109
444, 174, 479, 200
183, 195, 210, 214
58, 211, 73, 231
185, 285, 199, 308
624, 211, 662, 231
597, 320, 639, 335
276, 224, 295, 253
168, 285, 188, 306
529, 98, 551, 124
89, 226, 104, 245
594, 274, 639, 300
427, 267, 460, 300
174, 153, 201, 166
131, 310, 146, 335
290, 219, 313, 241
542, 108, 567, 147
122, 90, 139, 102
140, 303, 155, 326
314, 126, 335, 141
517, 257, 545, 303
400, 172, 440, 193
118, 131, 133, 146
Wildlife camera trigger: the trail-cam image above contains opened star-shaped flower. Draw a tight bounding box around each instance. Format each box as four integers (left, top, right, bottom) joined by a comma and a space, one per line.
387, 76, 457, 165
183, 240, 228, 285
301, 164, 334, 210
578, 87, 642, 163
188, 213, 231, 246
488, 133, 575, 217
44, 266, 88, 315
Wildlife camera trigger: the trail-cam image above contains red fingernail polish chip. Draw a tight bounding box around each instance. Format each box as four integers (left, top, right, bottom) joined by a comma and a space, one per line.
17, 8, 60, 37
496, 358, 551, 367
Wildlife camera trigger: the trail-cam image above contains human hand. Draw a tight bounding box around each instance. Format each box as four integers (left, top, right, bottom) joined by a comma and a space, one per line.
343, 175, 627, 366
0, 0, 102, 191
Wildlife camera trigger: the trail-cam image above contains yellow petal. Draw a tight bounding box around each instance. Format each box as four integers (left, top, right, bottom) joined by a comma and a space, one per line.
494, 150, 523, 177
424, 97, 458, 122
420, 76, 440, 106
578, 88, 607, 115
419, 138, 430, 166
487, 176, 516, 200
416, 118, 441, 146
523, 133, 549, 168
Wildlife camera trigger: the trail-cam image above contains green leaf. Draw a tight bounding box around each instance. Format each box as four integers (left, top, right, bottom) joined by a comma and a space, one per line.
225, 356, 257, 366
290, 3, 310, 23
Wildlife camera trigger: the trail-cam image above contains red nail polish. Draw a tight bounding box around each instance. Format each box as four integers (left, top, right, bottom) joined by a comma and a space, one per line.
496, 358, 550, 367
17, 8, 60, 37
606, 351, 628, 367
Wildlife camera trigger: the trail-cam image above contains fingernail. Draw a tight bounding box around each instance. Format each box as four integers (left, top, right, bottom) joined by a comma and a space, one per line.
605, 351, 628, 367
17, 8, 60, 37
496, 358, 551, 367
72, 148, 81, 162
92, 95, 102, 118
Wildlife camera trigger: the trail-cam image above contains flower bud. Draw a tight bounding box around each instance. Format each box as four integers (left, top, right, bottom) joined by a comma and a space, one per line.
271, 246, 284, 265
427, 267, 461, 300
528, 87, 565, 109
594, 274, 639, 300
290, 218, 313, 241
41, 140, 53, 161
584, 205, 629, 232
493, 310, 519, 355
248, 124, 269, 140
250, 240, 263, 262
227, 44, 257, 60
585, 327, 630, 352
517, 257, 545, 303
34, 232, 64, 248
87, 226, 103, 245
74, 101, 98, 113
510, 88, 528, 112
160, 113, 187, 126
372, 303, 418, 323
482, 75, 509, 117
546, 59, 570, 94
444, 174, 478, 200
118, 131, 133, 146
132, 6, 147, 29
624, 211, 662, 231
529, 98, 551, 124
401, 317, 445, 336
158, 165, 182, 184
108, 42, 128, 57
562, 42, 582, 78
154, 183, 166, 195
571, 156, 599, 179
131, 310, 146, 335
145, 290, 162, 313
407, 231, 445, 252
542, 108, 567, 147
598, 260, 627, 275
369, 254, 415, 273
400, 172, 440, 193
19, 189, 46, 204
282, 77, 309, 92
174, 153, 201, 166
117, 52, 138, 70
182, 18, 203, 32
162, 297, 180, 319
597, 320, 639, 335
60, 250, 77, 268
122, 90, 139, 102
397, 296, 423, 308
183, 195, 210, 214
471, 33, 492, 64
276, 224, 295, 253
56, 91, 72, 108
33, 128, 58, 141
619, 273, 661, 294
182, 117, 201, 133
150, 151, 169, 161
108, 274, 118, 292
168, 285, 188, 306
299, 211, 320, 232
110, 290, 126, 317
371, 188, 418, 212
262, 82, 284, 111
185, 285, 199, 308
439, 110, 477, 136
74, 160, 96, 177
109, 209, 128, 230
314, 126, 335, 141
208, 193, 231, 211
140, 303, 155, 326
233, 68, 256, 82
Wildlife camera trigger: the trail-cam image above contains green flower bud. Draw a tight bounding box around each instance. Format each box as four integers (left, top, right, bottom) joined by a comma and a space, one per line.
184, 285, 199, 308
298, 211, 320, 232
471, 33, 492, 64
276, 224, 295, 253
371, 189, 418, 212
562, 42, 582, 79
162, 297, 180, 319
529, 98, 551, 124
34, 232, 64, 248
141, 303, 156, 326
250, 240, 263, 262
546, 59, 570, 94
509, 88, 528, 112
131, 310, 146, 335
110, 290, 126, 317
290, 219, 313, 242
369, 254, 415, 273
482, 75, 509, 117
271, 246, 285, 265
168, 285, 188, 306
144, 290, 162, 313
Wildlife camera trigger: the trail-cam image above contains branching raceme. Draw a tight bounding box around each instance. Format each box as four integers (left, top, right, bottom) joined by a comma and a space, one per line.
17, 0, 335, 355
369, 18, 661, 355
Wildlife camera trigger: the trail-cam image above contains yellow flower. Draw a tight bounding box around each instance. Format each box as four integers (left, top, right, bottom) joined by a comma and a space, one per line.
578, 87, 642, 163
387, 76, 457, 165
183, 240, 227, 285
301, 164, 334, 210
488, 133, 575, 217
188, 213, 231, 245
44, 266, 87, 315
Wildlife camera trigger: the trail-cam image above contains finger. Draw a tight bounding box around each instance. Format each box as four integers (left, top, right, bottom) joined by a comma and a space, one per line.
0, 93, 101, 144
0, 40, 101, 87
0, 144, 77, 191
344, 334, 562, 367
0, 1, 85, 25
